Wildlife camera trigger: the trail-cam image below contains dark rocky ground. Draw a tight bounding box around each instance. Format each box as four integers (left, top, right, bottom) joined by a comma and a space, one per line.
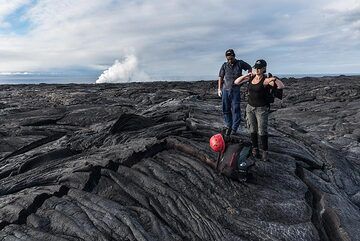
0, 75, 359, 241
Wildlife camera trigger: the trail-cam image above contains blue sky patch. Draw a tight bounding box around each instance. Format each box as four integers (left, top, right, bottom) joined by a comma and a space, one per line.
1, 1, 35, 35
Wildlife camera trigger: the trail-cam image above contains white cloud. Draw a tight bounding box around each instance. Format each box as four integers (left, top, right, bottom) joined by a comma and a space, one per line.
324, 1, 360, 11
96, 54, 150, 83
0, 0, 359, 76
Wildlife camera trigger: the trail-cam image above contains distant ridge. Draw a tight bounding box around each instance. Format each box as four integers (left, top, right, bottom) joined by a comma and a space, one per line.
0, 73, 359, 84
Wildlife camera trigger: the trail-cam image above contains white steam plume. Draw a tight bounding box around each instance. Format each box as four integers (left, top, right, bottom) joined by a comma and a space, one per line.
96, 55, 150, 83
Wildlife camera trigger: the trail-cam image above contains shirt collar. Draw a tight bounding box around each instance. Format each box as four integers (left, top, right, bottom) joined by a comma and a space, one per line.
227, 59, 237, 66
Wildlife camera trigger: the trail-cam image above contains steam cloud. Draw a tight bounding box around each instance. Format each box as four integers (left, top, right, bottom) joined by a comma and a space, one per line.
96, 55, 150, 83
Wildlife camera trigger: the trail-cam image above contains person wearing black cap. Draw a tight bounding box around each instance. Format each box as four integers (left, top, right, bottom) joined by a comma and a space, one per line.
218, 49, 252, 136
234, 59, 285, 161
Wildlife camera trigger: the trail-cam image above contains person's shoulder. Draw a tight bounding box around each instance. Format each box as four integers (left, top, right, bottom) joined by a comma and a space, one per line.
220, 62, 227, 69
236, 59, 246, 65
238, 59, 250, 64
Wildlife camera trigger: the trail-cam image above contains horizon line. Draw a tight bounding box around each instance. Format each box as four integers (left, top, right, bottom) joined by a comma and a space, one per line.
1, 72, 360, 76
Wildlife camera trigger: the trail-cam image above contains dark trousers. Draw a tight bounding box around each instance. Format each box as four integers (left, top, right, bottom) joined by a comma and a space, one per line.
222, 86, 241, 132
245, 104, 268, 136
246, 104, 269, 151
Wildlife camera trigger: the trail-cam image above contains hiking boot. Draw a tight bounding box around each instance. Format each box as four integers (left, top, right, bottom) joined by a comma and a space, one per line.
261, 150, 269, 161
225, 127, 232, 136
233, 126, 245, 135
252, 148, 260, 159
236, 170, 248, 182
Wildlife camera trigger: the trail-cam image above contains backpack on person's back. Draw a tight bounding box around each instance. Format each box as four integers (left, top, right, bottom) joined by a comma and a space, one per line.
265, 73, 283, 105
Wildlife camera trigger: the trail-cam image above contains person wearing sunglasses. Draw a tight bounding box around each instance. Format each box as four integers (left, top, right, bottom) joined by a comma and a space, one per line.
234, 59, 285, 161
218, 49, 252, 136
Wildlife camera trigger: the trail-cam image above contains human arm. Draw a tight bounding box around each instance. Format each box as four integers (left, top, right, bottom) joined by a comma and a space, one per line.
218, 64, 226, 97
234, 72, 252, 85
240, 60, 252, 73
264, 75, 285, 89
218, 77, 223, 97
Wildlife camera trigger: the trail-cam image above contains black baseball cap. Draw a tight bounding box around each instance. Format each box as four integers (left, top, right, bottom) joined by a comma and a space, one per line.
253, 59, 267, 69
225, 49, 235, 56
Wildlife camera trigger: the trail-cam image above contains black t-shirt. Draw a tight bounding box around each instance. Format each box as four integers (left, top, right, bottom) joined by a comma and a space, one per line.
248, 76, 270, 107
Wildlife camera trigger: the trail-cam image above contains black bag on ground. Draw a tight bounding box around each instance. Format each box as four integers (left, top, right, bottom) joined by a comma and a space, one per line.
215, 142, 254, 180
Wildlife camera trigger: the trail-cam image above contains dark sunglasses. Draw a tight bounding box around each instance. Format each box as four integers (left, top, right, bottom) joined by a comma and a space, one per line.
226, 54, 234, 57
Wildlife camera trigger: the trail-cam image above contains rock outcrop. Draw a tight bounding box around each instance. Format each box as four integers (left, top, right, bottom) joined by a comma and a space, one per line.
0, 76, 359, 240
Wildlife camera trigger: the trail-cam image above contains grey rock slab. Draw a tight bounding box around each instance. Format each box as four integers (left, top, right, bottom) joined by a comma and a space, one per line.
0, 77, 359, 240
0, 185, 62, 224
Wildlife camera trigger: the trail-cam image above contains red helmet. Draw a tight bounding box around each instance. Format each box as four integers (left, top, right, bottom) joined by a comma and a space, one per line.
209, 134, 225, 153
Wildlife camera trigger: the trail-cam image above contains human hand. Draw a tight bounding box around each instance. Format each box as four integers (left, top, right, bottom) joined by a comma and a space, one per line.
245, 73, 253, 80
217, 89, 222, 97
268, 73, 280, 80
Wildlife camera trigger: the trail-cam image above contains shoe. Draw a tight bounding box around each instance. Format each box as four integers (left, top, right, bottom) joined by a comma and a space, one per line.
261, 150, 269, 161
225, 127, 232, 136
252, 148, 260, 159
231, 128, 239, 136
234, 126, 247, 135
236, 170, 248, 182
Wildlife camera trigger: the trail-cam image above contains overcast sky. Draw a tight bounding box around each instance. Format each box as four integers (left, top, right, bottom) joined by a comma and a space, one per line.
0, 0, 359, 78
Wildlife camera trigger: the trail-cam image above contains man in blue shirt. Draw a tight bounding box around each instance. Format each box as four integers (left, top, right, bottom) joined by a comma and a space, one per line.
218, 49, 252, 136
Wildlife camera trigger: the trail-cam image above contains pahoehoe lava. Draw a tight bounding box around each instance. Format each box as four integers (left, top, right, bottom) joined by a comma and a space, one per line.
0, 76, 359, 240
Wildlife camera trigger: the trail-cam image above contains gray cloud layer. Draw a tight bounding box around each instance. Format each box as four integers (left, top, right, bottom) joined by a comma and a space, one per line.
0, 0, 359, 76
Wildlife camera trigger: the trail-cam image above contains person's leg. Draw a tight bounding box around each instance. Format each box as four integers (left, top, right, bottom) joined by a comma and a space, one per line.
231, 87, 241, 133
222, 89, 232, 132
256, 106, 269, 161
260, 135, 268, 160
251, 133, 260, 158
246, 104, 259, 157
